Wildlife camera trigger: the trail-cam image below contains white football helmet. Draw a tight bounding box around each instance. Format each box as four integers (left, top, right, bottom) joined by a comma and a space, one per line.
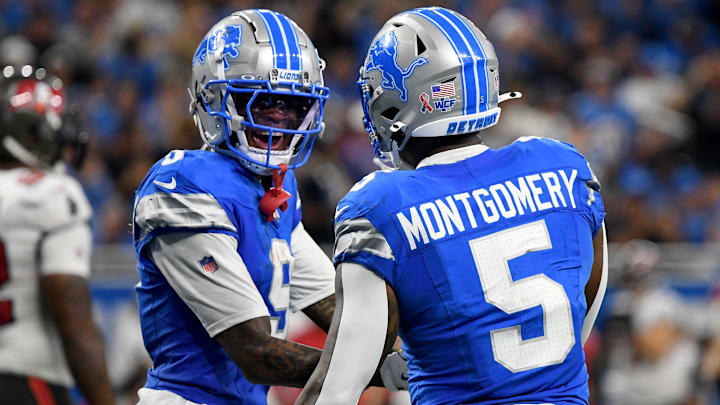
189, 9, 330, 176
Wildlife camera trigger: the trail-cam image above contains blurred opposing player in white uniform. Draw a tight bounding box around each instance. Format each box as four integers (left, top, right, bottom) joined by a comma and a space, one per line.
0, 65, 114, 405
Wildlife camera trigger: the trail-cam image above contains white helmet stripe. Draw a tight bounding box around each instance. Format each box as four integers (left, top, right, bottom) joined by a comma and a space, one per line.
256, 10, 285, 69
275, 12, 303, 71
411, 9, 476, 115
269, 12, 292, 70
433, 7, 490, 113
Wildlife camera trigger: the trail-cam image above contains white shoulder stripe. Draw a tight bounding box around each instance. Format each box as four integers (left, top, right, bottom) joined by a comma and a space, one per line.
334, 217, 394, 261
334, 205, 350, 219
135, 192, 236, 241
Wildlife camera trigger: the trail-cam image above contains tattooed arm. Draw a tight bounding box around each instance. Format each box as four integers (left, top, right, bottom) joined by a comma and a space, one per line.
149, 232, 328, 388
295, 263, 400, 404
302, 294, 335, 333
215, 317, 322, 387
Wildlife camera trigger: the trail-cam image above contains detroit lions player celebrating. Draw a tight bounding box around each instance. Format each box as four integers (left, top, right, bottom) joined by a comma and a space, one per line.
133, 10, 349, 405
297, 7, 607, 405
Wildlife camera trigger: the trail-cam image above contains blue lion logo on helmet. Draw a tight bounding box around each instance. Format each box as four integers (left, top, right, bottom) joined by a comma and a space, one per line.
364, 30, 428, 102
192, 24, 243, 70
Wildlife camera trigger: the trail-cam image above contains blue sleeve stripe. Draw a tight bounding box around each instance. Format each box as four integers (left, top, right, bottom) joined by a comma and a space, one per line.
410, 8, 476, 115
275, 12, 302, 71
433, 7, 489, 112
255, 9, 287, 69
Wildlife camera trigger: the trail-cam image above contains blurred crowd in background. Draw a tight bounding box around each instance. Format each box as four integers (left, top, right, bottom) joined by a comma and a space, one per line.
2, 0, 719, 246
2, 0, 720, 404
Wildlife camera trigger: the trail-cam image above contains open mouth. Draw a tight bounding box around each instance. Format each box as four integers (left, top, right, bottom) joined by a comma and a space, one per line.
248, 131, 292, 151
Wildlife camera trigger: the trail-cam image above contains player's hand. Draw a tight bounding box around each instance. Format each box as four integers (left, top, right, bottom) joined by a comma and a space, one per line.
392, 337, 403, 352
380, 349, 408, 391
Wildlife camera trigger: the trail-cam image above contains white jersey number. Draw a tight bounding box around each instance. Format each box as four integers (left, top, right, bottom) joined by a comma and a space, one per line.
468, 220, 574, 373
0, 240, 12, 326
268, 239, 293, 339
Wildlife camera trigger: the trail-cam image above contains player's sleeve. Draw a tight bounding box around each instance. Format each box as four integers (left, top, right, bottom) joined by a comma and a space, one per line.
307, 262, 389, 404
582, 222, 608, 345
519, 137, 606, 237
534, 138, 606, 237
578, 160, 605, 238
148, 232, 270, 338
40, 223, 92, 277
289, 222, 335, 312
333, 203, 396, 287
133, 176, 238, 251
39, 175, 93, 277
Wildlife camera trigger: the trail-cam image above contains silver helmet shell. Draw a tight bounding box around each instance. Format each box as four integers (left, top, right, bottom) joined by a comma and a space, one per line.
358, 7, 521, 169
190, 9, 330, 176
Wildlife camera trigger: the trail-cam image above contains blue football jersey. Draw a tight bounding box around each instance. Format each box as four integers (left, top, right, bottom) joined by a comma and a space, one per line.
133, 150, 301, 404
334, 138, 605, 405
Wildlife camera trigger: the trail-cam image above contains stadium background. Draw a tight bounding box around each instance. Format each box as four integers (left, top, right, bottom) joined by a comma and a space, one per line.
2, 0, 720, 404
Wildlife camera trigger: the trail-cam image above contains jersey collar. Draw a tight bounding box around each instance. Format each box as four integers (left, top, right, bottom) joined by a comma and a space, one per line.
416, 144, 489, 169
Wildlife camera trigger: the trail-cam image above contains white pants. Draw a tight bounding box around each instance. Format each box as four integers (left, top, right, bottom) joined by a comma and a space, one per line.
137, 388, 205, 405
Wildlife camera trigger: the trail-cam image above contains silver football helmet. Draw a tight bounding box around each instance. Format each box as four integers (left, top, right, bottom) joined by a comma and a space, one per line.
358, 7, 521, 169
189, 9, 329, 176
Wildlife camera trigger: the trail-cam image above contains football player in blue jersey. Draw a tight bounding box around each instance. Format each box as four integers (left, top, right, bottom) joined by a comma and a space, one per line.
297, 7, 608, 405
133, 9, 406, 405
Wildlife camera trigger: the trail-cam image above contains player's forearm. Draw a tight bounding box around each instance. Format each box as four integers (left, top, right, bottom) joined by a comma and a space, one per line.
216, 316, 322, 387
302, 294, 335, 333
60, 326, 115, 404
42, 275, 114, 405
296, 265, 397, 405
247, 336, 322, 387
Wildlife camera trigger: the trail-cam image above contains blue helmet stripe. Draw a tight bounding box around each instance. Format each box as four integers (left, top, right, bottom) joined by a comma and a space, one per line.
257, 10, 288, 69
412, 8, 477, 115
433, 8, 489, 112
275, 13, 302, 71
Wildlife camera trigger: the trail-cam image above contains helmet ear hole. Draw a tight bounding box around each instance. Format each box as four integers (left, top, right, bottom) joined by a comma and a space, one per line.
416, 35, 426, 55
381, 107, 400, 120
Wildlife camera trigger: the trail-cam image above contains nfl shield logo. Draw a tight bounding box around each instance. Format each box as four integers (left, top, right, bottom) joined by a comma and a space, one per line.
199, 256, 218, 274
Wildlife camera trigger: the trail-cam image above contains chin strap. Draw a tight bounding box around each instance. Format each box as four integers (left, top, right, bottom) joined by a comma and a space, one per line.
259, 163, 291, 222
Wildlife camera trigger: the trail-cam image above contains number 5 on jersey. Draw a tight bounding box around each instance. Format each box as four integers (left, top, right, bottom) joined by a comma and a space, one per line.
469, 220, 574, 373
269, 239, 293, 340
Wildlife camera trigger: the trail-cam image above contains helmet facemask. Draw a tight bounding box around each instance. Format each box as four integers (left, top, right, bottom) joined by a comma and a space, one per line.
189, 10, 330, 176
197, 78, 328, 176
358, 78, 418, 170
